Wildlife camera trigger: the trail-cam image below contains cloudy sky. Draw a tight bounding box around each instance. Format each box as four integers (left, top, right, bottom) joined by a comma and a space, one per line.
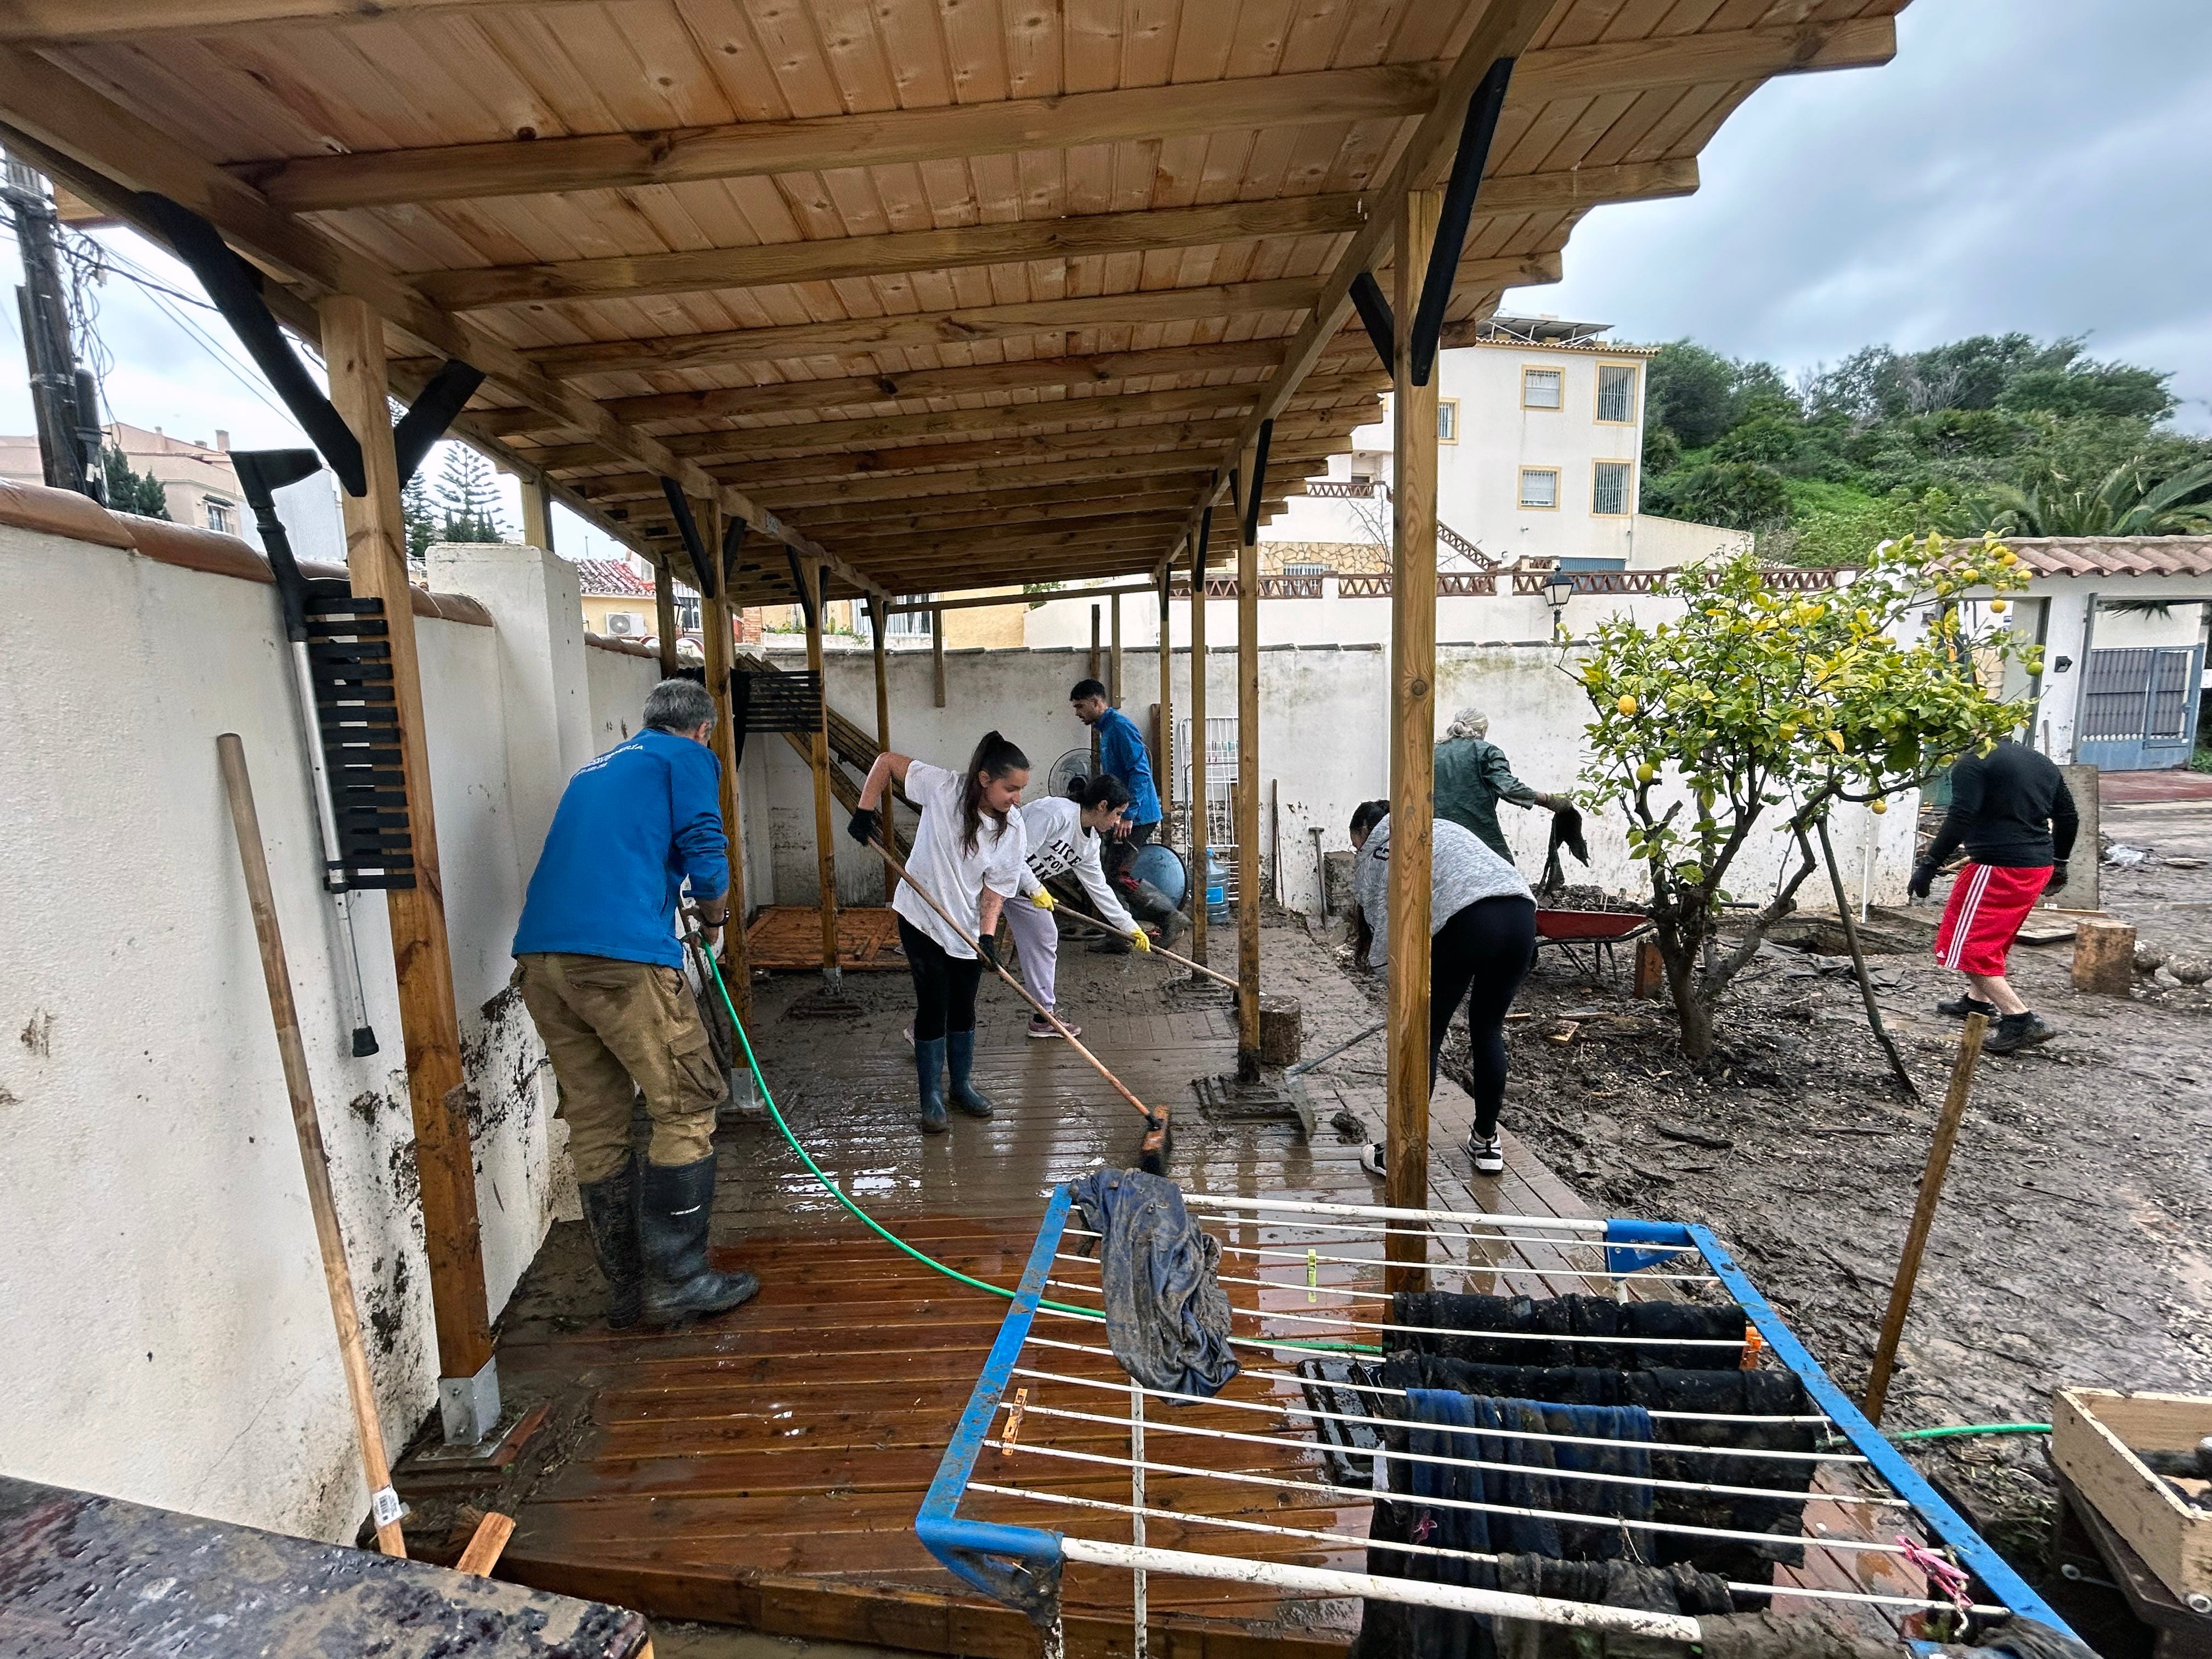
1, 0, 2206, 539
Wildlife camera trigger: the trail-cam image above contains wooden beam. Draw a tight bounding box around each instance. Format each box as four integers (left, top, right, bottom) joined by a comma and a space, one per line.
247, 65, 1440, 211
1109, 592, 1124, 714
1235, 435, 1263, 1074
517, 471, 552, 554
233, 22, 1890, 213
0, 51, 873, 596
319, 292, 495, 1387
0, 0, 601, 37
1187, 507, 1211, 973
889, 580, 1159, 615
1385, 191, 1442, 1296
1088, 607, 1103, 774
799, 560, 840, 983
868, 597, 896, 906
420, 194, 1373, 312
1157, 571, 1174, 840
698, 502, 753, 1023
932, 618, 946, 709
652, 556, 678, 678
820, 495, 1291, 545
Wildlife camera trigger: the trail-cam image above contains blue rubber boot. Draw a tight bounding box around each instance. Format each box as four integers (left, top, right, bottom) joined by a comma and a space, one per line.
946, 1028, 995, 1119
913, 1036, 950, 1134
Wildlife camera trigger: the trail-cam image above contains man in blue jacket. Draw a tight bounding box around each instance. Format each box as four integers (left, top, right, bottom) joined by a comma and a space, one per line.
512, 678, 758, 1329
1071, 678, 1188, 950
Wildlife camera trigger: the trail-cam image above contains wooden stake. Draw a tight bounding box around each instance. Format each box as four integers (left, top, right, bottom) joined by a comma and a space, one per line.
1862, 1011, 1988, 1424
932, 613, 947, 708
319, 295, 494, 1386
869, 595, 898, 905
216, 732, 407, 1559
1385, 191, 1442, 1297
1189, 528, 1211, 974
1812, 817, 1916, 1101
800, 558, 841, 983
1156, 573, 1174, 835
698, 501, 752, 1023
1235, 436, 1263, 1076
652, 555, 679, 679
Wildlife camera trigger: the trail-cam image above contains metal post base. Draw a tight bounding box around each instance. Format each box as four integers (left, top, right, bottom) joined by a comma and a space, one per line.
437, 1357, 500, 1446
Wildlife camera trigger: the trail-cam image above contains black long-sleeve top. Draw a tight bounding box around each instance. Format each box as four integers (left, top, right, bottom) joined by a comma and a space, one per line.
1923, 740, 2079, 870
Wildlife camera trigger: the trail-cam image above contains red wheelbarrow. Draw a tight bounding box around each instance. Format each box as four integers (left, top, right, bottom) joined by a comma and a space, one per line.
1533, 906, 1650, 980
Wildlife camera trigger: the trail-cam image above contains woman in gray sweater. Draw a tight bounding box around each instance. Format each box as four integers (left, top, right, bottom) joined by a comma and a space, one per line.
1349, 801, 1537, 1175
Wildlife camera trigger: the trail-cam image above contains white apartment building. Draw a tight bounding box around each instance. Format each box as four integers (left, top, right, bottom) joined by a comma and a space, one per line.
1266, 315, 1729, 572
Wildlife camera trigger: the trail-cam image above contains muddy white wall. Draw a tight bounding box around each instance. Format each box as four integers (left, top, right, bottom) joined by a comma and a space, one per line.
0, 517, 758, 1548
757, 637, 1915, 916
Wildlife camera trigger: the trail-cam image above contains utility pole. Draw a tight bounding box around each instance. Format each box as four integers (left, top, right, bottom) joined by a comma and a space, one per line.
2, 155, 103, 501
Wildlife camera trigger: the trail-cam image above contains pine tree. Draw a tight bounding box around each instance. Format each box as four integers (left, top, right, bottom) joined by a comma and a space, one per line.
103, 446, 172, 519
402, 472, 438, 561
434, 444, 507, 543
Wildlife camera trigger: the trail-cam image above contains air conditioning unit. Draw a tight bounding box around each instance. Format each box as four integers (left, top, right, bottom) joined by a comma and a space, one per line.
605, 611, 647, 636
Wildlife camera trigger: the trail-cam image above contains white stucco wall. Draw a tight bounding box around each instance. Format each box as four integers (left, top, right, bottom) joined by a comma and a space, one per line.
754, 638, 1913, 916
0, 526, 766, 1548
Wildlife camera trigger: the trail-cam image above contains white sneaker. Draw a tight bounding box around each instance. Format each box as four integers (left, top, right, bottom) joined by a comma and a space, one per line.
1470, 1132, 1504, 1175
1359, 1142, 1386, 1178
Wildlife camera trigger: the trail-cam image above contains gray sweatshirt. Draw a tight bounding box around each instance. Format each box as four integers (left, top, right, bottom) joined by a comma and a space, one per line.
1352, 814, 1532, 970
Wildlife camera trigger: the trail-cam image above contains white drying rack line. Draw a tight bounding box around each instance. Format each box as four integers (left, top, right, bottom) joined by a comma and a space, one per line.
1021, 1335, 1838, 1427
1180, 1191, 1607, 1231
970, 1482, 2008, 1620
1005, 1362, 1865, 1467
989, 1437, 1917, 1559
1051, 1251, 1719, 1300
1041, 1279, 1749, 1347
1209, 1241, 1720, 1285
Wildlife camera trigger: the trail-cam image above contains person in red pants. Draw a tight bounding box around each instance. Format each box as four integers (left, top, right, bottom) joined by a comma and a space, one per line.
1910, 736, 2079, 1054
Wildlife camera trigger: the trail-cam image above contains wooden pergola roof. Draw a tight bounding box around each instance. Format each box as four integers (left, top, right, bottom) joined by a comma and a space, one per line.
0, 0, 1900, 607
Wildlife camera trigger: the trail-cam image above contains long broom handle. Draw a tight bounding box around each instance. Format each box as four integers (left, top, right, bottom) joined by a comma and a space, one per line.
860, 831, 1157, 1125
1044, 896, 1238, 990
217, 733, 407, 1558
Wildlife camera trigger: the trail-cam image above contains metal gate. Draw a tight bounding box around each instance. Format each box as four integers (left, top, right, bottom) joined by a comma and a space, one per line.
2077, 644, 2204, 770
1173, 715, 1238, 894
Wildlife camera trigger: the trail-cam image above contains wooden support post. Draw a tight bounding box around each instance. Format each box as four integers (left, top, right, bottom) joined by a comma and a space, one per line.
698, 501, 752, 1023
1110, 592, 1124, 709
1188, 516, 1211, 973
1235, 438, 1263, 1076
1863, 1012, 1988, 1424
869, 595, 898, 905
1090, 603, 1104, 775
801, 558, 842, 983
1385, 193, 1442, 1296
931, 612, 946, 708
518, 473, 552, 555
652, 556, 679, 679
1157, 572, 1173, 839
318, 294, 496, 1421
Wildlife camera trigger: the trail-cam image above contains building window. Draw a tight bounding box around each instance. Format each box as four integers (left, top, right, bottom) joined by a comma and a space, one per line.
1518, 467, 1560, 510
1282, 561, 1329, 576
204, 498, 233, 534
675, 596, 702, 633
1437, 399, 1459, 443
1592, 460, 1633, 516
1522, 368, 1562, 409
1596, 363, 1638, 424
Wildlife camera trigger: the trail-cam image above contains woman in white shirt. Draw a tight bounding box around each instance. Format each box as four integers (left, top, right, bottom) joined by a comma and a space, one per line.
1006, 775, 1151, 1039
850, 732, 1030, 1134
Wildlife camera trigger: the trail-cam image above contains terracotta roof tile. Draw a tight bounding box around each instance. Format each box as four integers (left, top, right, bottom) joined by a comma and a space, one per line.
569, 557, 655, 597
2005, 537, 2212, 580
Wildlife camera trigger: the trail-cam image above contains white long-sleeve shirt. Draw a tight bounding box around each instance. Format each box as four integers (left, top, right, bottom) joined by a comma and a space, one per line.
1013, 796, 1137, 933
893, 759, 1028, 958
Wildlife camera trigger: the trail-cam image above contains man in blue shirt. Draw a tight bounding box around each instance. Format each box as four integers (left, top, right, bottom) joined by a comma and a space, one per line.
1070, 678, 1187, 949
513, 678, 758, 1329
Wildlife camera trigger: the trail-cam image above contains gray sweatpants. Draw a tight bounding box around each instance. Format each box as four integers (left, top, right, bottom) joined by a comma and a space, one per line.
1002, 896, 1062, 1012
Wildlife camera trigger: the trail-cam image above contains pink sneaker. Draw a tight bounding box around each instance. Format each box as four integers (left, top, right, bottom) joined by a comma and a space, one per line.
1028, 1014, 1079, 1040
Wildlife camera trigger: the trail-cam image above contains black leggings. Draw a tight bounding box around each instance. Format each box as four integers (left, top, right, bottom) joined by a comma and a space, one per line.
1429, 895, 1538, 1138
900, 917, 983, 1042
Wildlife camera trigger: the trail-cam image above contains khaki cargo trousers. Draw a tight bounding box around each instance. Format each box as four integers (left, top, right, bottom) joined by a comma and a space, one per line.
516, 952, 727, 1184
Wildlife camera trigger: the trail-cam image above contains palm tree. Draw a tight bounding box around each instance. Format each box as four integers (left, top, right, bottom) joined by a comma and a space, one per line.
1977, 457, 2212, 537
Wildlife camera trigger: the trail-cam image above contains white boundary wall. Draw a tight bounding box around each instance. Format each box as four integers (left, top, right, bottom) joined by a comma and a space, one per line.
0, 521, 740, 1545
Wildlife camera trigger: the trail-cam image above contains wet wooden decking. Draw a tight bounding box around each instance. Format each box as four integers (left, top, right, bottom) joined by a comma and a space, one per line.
462, 919, 1882, 1655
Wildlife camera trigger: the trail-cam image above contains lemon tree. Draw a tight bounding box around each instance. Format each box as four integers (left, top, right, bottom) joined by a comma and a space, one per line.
1575, 534, 2035, 1062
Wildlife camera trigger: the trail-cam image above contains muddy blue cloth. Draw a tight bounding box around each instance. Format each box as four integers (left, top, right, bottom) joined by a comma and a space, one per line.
1351, 1391, 1663, 1659
1392, 1293, 1749, 1370
1065, 1170, 1237, 1397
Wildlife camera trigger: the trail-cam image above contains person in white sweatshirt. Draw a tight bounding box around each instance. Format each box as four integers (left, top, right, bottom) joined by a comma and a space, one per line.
1007, 774, 1151, 1039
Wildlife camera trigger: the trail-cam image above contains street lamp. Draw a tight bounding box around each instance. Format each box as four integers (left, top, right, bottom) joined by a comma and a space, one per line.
1543, 567, 1576, 640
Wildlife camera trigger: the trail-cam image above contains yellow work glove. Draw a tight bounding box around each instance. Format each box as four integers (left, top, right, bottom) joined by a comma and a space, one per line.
1030, 888, 1055, 911
1129, 927, 1152, 952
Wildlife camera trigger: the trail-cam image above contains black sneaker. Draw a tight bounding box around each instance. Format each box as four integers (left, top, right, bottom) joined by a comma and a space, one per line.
1936, 993, 1999, 1020
1983, 1011, 2055, 1054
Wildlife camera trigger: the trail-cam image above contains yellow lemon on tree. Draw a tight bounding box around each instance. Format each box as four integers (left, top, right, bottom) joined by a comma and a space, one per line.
1871, 798, 1888, 815
1616, 695, 1638, 716
1636, 763, 1656, 785
1989, 598, 2007, 613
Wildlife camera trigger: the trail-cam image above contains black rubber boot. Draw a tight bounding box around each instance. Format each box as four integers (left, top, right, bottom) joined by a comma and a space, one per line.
946, 1028, 995, 1119
915, 1035, 950, 1133
639, 1153, 759, 1326
1128, 879, 1189, 944
1983, 1011, 2055, 1054
577, 1154, 644, 1330
1937, 992, 1999, 1020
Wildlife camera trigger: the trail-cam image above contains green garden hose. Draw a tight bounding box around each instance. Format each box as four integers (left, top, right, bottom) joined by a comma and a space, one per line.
1889, 1423, 2051, 1442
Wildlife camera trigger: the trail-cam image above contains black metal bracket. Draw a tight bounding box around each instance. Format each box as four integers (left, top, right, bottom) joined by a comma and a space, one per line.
1411, 57, 1515, 387
139, 192, 481, 493
1349, 271, 1395, 373
721, 514, 748, 595
659, 479, 716, 600
785, 549, 817, 631
1242, 419, 1273, 545
1193, 501, 1213, 583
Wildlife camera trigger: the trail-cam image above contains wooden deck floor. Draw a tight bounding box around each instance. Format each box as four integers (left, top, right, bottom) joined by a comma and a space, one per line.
445, 916, 1872, 1656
